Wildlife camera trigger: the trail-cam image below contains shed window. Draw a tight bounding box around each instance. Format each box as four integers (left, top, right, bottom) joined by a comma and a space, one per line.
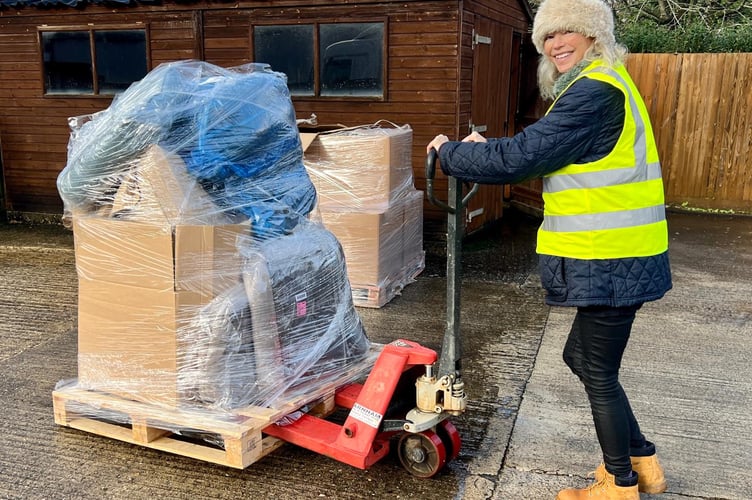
320, 23, 383, 97
41, 29, 147, 96
254, 22, 384, 98
255, 25, 315, 96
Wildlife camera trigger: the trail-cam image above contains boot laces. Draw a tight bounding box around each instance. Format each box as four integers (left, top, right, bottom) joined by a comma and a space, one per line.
586, 476, 612, 494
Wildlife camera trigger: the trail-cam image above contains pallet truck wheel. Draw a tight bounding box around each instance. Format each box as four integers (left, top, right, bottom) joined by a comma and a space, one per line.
436, 420, 462, 461
397, 430, 447, 478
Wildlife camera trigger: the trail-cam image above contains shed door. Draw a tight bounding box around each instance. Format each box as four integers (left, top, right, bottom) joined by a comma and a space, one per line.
0, 135, 5, 218
466, 17, 516, 233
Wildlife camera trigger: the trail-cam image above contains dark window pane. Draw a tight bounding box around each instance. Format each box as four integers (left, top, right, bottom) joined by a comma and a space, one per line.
255, 25, 314, 96
95, 30, 148, 94
42, 31, 93, 94
320, 23, 383, 97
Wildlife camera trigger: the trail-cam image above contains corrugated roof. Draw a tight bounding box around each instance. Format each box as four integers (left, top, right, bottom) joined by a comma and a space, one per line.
1, 0, 533, 22
1, 0, 147, 7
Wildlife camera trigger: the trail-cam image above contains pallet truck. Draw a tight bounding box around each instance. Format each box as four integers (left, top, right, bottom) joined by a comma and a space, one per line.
263, 149, 478, 477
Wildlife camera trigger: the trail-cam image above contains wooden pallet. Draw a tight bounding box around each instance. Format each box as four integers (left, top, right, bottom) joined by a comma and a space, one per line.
53, 346, 382, 469
351, 253, 425, 308
53, 386, 336, 469
351, 284, 390, 309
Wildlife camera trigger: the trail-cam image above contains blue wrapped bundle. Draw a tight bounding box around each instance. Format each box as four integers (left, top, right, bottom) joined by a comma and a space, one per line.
58, 60, 316, 234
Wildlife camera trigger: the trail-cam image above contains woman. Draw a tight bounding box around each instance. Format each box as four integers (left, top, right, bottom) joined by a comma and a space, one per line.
427, 0, 672, 498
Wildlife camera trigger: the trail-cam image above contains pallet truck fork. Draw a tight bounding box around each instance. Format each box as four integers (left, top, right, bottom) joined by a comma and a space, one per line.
263, 149, 478, 477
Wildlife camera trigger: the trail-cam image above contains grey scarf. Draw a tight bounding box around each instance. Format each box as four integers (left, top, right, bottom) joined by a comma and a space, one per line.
553, 60, 590, 98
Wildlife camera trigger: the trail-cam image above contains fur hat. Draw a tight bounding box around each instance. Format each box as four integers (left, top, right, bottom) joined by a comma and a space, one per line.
531, 0, 616, 55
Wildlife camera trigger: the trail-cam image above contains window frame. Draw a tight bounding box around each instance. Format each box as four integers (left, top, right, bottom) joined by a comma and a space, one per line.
38, 23, 151, 98
250, 18, 388, 101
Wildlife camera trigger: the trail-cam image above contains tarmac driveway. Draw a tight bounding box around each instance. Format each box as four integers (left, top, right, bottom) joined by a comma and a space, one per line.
0, 209, 750, 499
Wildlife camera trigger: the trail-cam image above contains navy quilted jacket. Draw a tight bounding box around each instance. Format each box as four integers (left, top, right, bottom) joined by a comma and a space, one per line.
439, 77, 672, 307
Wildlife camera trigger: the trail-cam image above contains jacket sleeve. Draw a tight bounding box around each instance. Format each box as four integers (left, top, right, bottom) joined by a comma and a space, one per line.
437, 78, 626, 185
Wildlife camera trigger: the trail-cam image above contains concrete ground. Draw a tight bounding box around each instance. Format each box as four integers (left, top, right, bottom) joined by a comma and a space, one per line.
0, 208, 749, 499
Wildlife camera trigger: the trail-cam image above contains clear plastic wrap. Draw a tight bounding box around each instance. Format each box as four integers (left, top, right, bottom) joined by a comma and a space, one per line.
55, 61, 374, 425
302, 121, 415, 212
180, 219, 370, 410
301, 121, 424, 307
58, 59, 316, 236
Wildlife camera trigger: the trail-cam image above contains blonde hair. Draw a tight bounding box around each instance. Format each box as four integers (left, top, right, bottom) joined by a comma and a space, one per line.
537, 37, 628, 101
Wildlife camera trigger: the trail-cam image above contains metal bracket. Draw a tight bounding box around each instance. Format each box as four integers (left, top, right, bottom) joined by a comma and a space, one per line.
472, 29, 492, 49
414, 370, 467, 414
468, 120, 488, 134
467, 207, 485, 223
403, 408, 450, 433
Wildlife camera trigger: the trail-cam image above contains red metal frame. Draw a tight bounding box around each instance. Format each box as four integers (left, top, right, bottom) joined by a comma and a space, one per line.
263, 339, 437, 469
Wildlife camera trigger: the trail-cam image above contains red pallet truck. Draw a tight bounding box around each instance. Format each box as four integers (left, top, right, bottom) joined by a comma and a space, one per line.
263, 149, 478, 477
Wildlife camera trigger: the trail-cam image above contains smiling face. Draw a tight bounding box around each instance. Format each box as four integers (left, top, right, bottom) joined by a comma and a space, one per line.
544, 31, 595, 73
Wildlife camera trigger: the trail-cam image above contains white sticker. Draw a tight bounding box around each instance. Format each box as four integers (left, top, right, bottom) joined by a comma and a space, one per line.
391, 339, 412, 348
350, 403, 383, 429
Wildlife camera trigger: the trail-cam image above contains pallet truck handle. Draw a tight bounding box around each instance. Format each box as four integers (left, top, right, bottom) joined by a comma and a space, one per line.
425, 148, 480, 214
424, 147, 478, 381
425, 148, 453, 213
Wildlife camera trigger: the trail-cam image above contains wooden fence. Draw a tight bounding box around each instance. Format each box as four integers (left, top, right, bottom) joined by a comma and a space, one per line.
512, 53, 752, 215
626, 53, 752, 214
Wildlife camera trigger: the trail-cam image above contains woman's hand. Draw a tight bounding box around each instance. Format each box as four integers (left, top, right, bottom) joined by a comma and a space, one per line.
427, 131, 486, 154
426, 134, 449, 153
461, 131, 487, 143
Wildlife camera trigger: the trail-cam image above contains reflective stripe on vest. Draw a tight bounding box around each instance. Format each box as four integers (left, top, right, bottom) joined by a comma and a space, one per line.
537, 61, 668, 259
544, 162, 663, 194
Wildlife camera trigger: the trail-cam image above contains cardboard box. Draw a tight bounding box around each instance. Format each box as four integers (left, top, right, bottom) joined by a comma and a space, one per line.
319, 189, 425, 287
402, 189, 425, 265
319, 206, 403, 286
302, 124, 414, 211
76, 278, 204, 407
73, 217, 248, 295
111, 145, 227, 225
72, 216, 249, 406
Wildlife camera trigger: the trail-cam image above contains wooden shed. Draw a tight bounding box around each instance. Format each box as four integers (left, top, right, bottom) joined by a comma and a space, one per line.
0, 0, 535, 232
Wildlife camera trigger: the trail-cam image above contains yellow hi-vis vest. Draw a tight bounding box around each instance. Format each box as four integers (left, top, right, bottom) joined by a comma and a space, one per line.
536, 60, 668, 260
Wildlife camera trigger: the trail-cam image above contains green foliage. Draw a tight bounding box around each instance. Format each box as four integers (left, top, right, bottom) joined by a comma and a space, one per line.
617, 21, 752, 53
526, 0, 752, 54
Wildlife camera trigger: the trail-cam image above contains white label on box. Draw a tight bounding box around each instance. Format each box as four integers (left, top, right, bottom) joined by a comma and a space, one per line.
350, 403, 383, 429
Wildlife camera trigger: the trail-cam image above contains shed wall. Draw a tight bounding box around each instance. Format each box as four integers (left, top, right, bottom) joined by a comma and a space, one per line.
0, 10, 200, 212
0, 0, 531, 228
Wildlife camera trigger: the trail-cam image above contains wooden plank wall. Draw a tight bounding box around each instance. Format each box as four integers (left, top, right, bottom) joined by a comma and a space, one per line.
0, 0, 532, 229
511, 53, 752, 215
0, 3, 472, 219
201, 2, 467, 228
0, 1, 532, 228
0, 11, 200, 213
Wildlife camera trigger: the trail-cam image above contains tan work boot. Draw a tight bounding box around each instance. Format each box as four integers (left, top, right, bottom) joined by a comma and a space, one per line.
557, 472, 638, 500
595, 454, 667, 494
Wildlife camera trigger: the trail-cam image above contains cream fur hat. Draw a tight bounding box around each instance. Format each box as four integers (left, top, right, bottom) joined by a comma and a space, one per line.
531, 0, 616, 55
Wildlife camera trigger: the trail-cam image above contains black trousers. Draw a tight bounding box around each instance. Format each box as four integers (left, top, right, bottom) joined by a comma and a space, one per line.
563, 304, 647, 478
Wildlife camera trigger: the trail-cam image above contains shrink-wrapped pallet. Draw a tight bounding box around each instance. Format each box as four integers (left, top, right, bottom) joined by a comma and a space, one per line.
54, 60, 373, 418
302, 122, 425, 307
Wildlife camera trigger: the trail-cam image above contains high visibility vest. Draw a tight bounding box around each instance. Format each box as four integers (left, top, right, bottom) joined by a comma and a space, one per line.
536, 60, 668, 259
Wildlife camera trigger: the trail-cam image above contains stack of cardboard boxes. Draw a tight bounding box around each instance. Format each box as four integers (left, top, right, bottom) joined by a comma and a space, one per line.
71, 145, 372, 410
301, 123, 425, 308
59, 61, 373, 412
72, 146, 251, 407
